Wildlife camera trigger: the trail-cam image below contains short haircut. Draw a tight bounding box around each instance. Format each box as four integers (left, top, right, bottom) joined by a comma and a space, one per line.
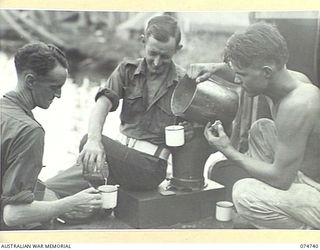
223, 22, 289, 69
14, 42, 68, 76
145, 15, 181, 46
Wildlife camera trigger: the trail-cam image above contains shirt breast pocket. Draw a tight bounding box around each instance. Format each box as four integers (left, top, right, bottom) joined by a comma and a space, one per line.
120, 93, 145, 123
147, 101, 175, 134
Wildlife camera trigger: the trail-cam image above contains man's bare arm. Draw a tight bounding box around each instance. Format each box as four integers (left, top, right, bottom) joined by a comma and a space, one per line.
205, 87, 316, 189
187, 63, 234, 83
78, 96, 112, 170
3, 187, 102, 226
87, 96, 112, 141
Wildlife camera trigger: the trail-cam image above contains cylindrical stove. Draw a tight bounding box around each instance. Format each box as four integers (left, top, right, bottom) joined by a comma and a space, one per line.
168, 75, 239, 191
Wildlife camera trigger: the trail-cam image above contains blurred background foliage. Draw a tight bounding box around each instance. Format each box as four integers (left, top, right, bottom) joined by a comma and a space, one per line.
0, 10, 250, 85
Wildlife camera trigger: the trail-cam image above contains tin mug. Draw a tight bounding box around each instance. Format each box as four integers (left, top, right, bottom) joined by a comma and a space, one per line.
215, 201, 234, 222
98, 185, 119, 209
165, 125, 185, 147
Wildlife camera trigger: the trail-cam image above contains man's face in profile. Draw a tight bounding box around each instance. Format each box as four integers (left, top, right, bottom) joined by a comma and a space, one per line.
230, 61, 268, 97
30, 64, 67, 109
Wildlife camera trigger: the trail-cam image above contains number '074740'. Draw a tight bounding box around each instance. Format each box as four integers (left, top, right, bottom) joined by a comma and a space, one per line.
300, 244, 319, 249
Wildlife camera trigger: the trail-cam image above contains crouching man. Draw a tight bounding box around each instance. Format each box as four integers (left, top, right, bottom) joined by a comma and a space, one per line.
191, 23, 320, 229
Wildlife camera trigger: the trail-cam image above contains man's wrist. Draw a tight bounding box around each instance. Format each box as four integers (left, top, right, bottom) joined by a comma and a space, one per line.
212, 62, 227, 73
87, 134, 102, 142
55, 196, 74, 214
220, 145, 237, 159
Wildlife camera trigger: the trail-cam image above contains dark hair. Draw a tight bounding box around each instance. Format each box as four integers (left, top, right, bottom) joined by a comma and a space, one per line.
14, 42, 68, 76
223, 22, 289, 69
145, 15, 181, 46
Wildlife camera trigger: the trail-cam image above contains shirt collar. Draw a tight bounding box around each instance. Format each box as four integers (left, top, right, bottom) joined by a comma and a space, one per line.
133, 58, 147, 76
166, 62, 179, 87
3, 91, 35, 119
134, 58, 179, 87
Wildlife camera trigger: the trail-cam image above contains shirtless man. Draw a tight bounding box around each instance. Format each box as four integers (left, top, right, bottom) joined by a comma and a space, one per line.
190, 22, 320, 229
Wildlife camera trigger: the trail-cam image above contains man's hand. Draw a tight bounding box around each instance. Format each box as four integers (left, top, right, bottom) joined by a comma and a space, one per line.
187, 62, 227, 83
78, 139, 106, 175
69, 187, 102, 213
204, 120, 233, 152
178, 121, 194, 142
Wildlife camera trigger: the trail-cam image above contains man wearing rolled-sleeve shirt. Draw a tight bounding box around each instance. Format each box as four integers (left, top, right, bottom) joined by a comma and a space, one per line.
45, 15, 190, 197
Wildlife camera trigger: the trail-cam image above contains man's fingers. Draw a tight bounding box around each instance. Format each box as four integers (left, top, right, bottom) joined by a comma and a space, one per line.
205, 122, 212, 133
85, 187, 99, 193
88, 154, 97, 171
96, 154, 104, 169
89, 199, 103, 206
91, 193, 103, 200
179, 121, 192, 129
77, 151, 84, 165
204, 122, 212, 138
82, 153, 92, 172
217, 124, 226, 136
101, 154, 106, 167
196, 72, 211, 83
186, 65, 198, 79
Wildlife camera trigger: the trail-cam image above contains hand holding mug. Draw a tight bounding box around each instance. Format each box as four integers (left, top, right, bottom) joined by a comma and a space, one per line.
204, 120, 232, 152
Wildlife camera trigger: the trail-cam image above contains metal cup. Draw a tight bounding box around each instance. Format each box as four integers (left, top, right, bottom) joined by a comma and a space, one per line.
98, 185, 119, 209
165, 125, 185, 147
215, 201, 234, 222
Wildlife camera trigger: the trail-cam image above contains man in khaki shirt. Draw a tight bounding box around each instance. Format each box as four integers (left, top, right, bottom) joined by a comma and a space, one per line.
46, 15, 193, 198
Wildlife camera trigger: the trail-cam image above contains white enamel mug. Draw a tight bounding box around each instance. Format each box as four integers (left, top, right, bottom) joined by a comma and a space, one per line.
98, 185, 119, 209
165, 125, 185, 147
215, 201, 234, 222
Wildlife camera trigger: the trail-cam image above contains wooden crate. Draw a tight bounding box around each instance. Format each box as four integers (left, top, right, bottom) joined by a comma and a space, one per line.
114, 179, 225, 228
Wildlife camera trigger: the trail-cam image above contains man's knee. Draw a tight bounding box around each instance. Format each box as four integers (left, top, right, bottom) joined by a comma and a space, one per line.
232, 178, 261, 212
233, 178, 251, 201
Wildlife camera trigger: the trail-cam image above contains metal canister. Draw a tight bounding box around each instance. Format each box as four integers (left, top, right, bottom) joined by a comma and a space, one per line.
171, 74, 239, 125
168, 74, 239, 191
